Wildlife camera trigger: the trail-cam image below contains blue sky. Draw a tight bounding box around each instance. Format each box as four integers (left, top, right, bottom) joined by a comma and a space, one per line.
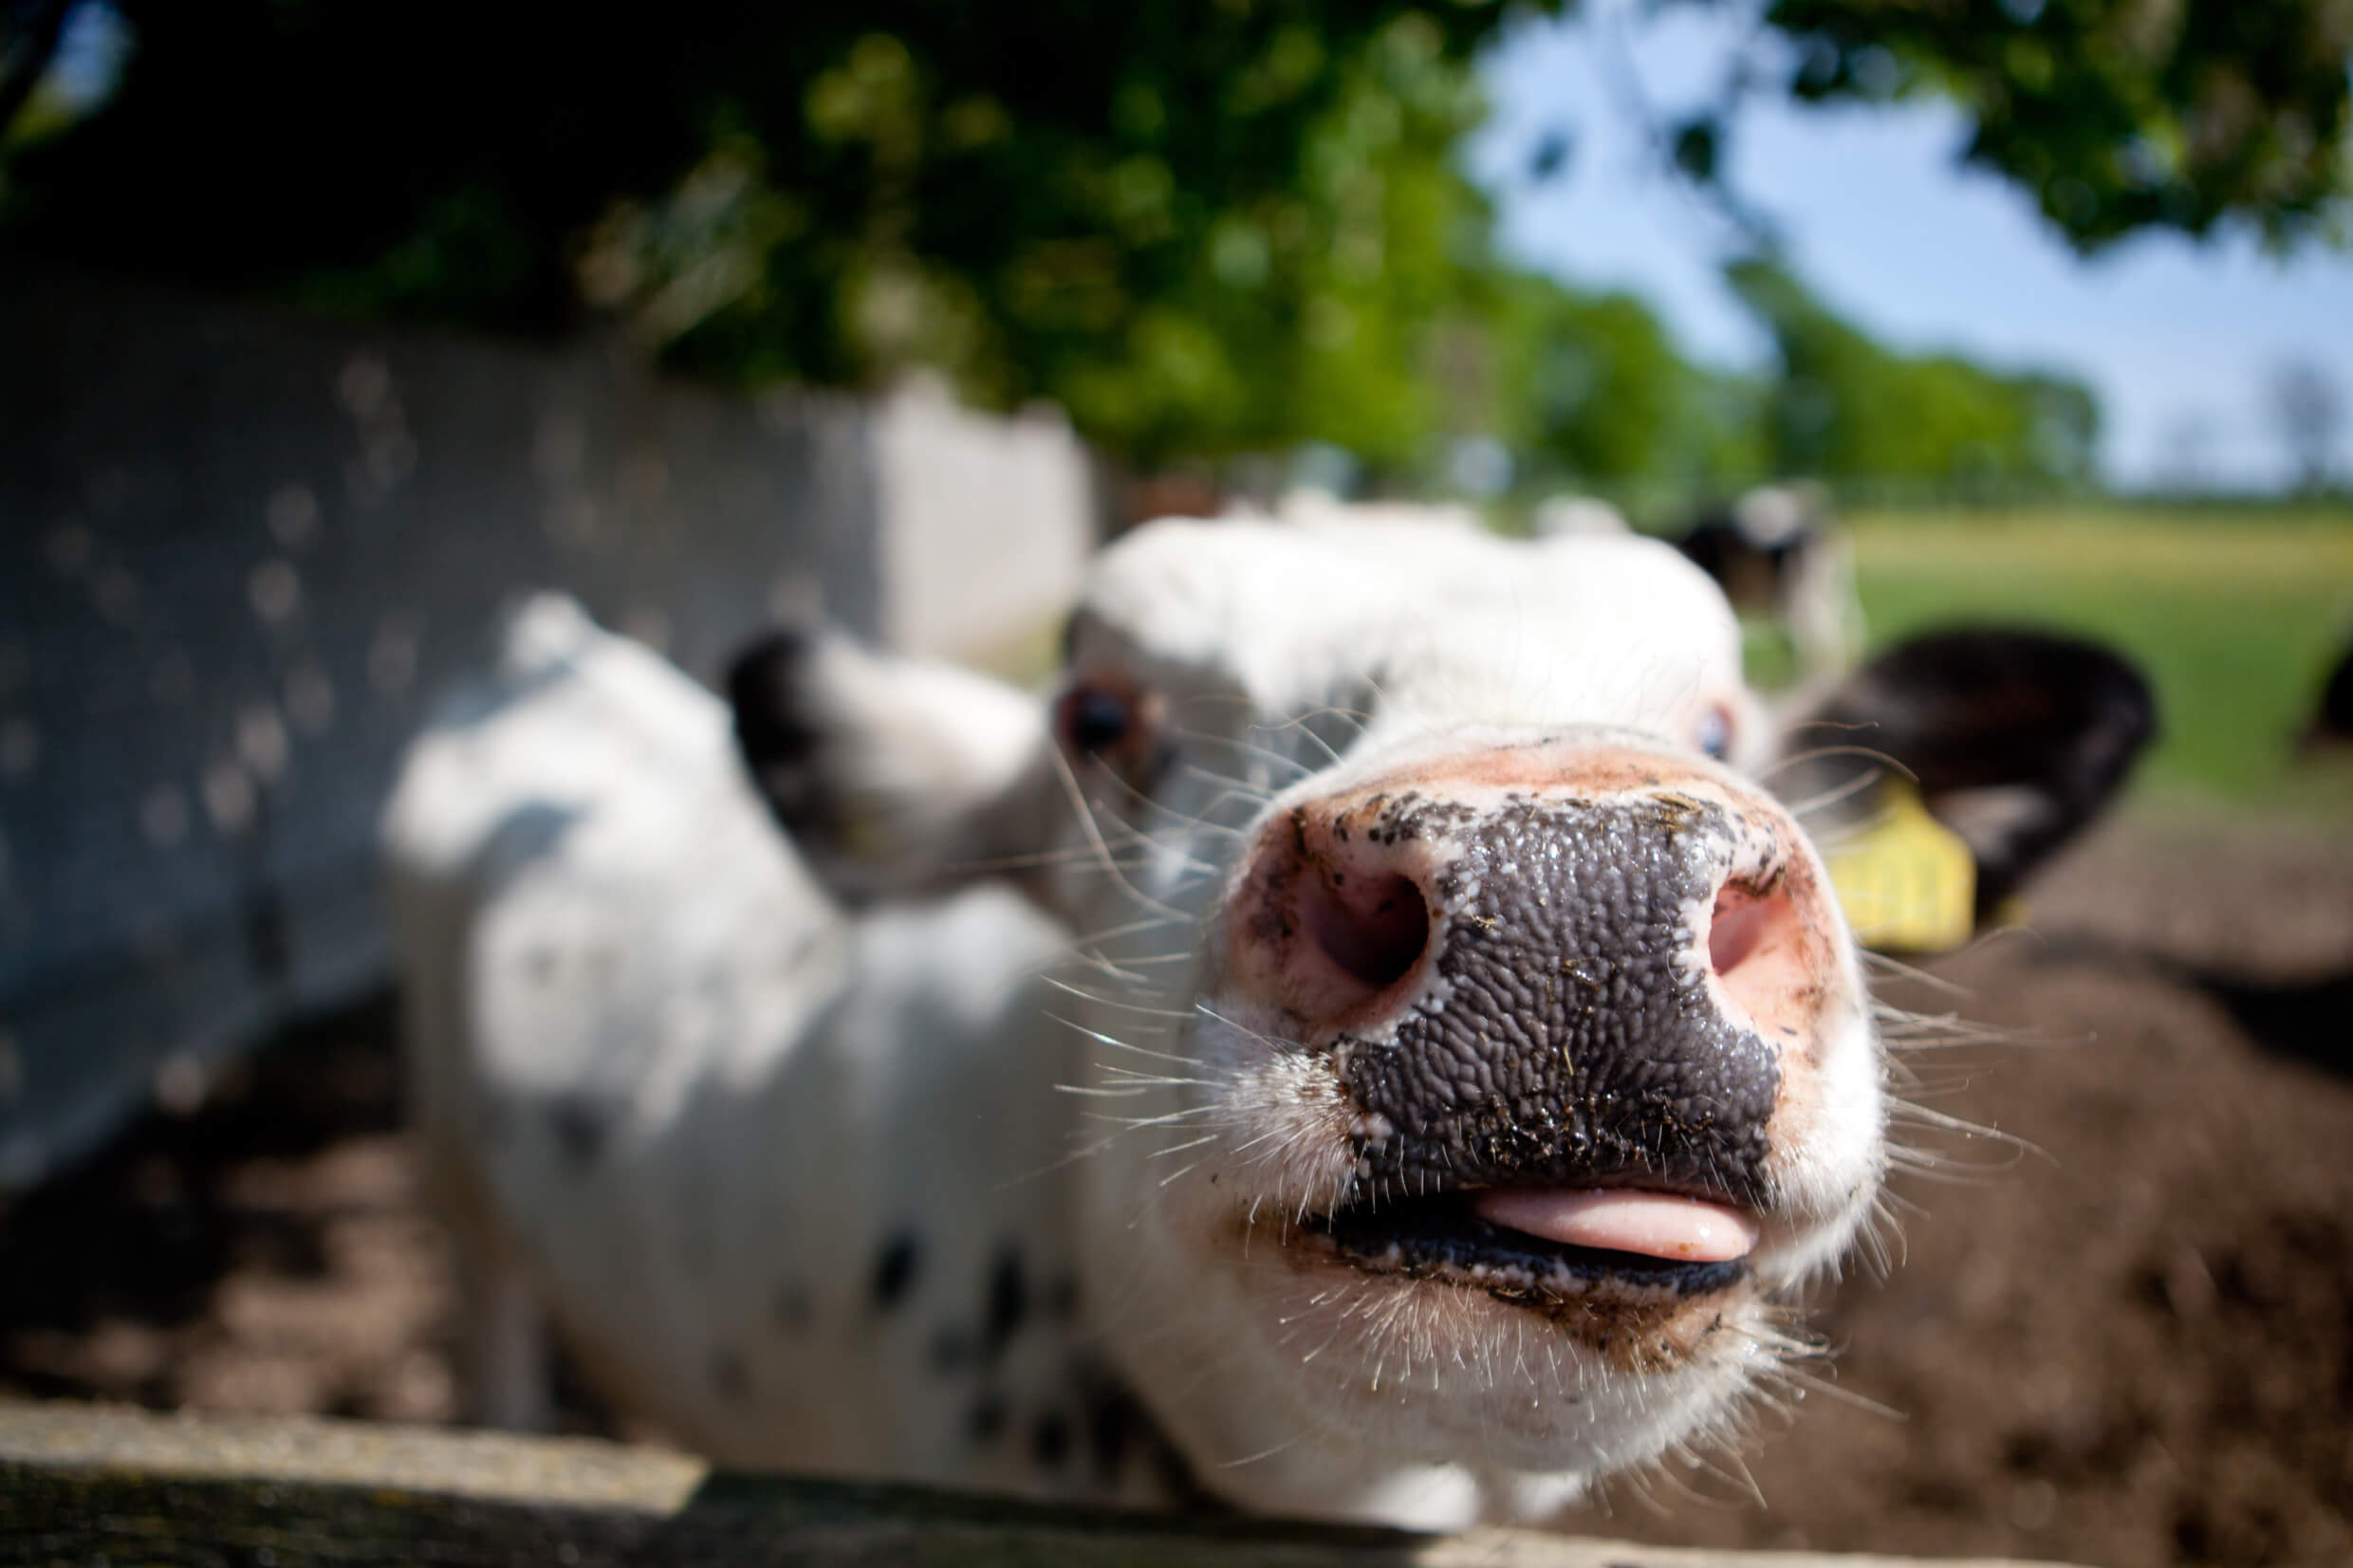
1470, 2, 2353, 490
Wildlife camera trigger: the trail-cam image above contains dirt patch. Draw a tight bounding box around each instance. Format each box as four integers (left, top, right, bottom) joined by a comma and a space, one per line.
0, 996, 460, 1428
3, 807, 2350, 1565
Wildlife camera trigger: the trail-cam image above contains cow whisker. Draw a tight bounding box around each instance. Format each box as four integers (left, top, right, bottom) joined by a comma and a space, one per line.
1860, 951, 1973, 997
1047, 744, 1194, 923
1758, 742, 1916, 784
1783, 766, 1890, 821
1045, 1012, 1203, 1068
1042, 974, 1195, 1018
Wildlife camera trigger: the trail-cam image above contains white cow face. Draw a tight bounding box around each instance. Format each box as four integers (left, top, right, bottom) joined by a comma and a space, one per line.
732, 515, 1884, 1522
1017, 519, 1879, 1522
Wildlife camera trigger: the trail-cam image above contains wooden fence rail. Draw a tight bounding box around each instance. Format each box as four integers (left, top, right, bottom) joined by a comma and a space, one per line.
0, 1402, 2075, 1568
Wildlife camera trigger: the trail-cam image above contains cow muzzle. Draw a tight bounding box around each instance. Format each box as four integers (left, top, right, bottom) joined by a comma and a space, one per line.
1222, 740, 1852, 1301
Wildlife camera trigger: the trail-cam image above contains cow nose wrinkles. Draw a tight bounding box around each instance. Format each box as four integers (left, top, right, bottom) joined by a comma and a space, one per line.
1228, 751, 1835, 1204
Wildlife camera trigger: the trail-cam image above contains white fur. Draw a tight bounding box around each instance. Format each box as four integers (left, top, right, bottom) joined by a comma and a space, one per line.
388, 598, 1084, 1493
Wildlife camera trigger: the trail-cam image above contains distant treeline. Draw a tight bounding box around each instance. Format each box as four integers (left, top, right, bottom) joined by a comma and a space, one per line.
9, 2, 2339, 495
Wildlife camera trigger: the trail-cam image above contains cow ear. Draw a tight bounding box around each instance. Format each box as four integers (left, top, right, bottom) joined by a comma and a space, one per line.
1778, 628, 2157, 928
724, 627, 1061, 906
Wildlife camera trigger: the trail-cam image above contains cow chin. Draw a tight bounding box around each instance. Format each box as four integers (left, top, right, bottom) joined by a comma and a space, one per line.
1076, 1131, 1780, 1528
1067, 933, 1882, 1527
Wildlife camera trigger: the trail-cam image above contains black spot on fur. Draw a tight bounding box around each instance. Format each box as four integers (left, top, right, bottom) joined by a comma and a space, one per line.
2310, 636, 2353, 745
1074, 1356, 1226, 1510
983, 1245, 1028, 1358
547, 1096, 608, 1170
1030, 1411, 1072, 1471
871, 1230, 920, 1312
711, 1347, 750, 1403
967, 1392, 1008, 1445
726, 629, 832, 842
1085, 1386, 1131, 1480
1075, 1356, 1145, 1485
772, 1283, 813, 1332
928, 1325, 975, 1373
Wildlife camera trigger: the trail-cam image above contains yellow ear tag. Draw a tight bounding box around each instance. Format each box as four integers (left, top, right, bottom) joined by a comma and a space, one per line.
1821, 781, 1976, 953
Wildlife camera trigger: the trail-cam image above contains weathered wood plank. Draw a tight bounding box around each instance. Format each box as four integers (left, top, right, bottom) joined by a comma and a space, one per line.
0, 1401, 2076, 1567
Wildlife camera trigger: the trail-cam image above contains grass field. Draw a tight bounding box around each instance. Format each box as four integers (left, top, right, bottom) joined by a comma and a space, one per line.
1841, 507, 2353, 816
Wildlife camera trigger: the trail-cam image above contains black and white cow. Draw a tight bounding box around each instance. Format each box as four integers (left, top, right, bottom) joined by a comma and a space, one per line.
1673, 483, 1864, 681
384, 515, 2149, 1528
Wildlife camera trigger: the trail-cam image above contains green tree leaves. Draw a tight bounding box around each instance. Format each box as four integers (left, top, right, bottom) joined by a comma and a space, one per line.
4, 0, 2339, 481
1729, 258, 2101, 491
1769, 0, 2353, 250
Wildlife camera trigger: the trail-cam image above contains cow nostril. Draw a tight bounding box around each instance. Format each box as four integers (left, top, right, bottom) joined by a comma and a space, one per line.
1705, 877, 1813, 1043
1301, 870, 1430, 994
1708, 886, 1773, 977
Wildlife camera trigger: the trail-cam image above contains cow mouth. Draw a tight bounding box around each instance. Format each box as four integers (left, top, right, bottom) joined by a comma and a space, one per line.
1307, 1187, 1756, 1302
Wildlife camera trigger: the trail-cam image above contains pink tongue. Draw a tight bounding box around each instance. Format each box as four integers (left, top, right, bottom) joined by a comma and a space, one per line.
1471, 1188, 1759, 1264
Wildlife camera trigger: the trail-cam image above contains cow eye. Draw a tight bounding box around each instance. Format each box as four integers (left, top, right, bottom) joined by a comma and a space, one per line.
1695, 703, 1735, 761
1057, 684, 1136, 759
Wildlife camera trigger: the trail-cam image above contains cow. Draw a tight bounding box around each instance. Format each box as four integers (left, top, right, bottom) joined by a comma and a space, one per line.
1673, 482, 1864, 682
384, 515, 2150, 1530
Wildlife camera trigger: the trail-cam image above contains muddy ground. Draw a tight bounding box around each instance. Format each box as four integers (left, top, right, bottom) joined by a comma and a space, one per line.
3, 806, 2349, 1567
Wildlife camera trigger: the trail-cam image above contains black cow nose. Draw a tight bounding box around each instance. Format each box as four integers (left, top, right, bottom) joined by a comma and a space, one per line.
1227, 749, 1835, 1204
